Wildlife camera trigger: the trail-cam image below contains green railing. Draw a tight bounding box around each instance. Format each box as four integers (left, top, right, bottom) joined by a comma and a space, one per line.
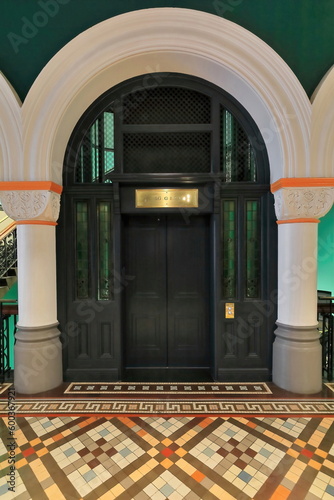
0, 299, 17, 383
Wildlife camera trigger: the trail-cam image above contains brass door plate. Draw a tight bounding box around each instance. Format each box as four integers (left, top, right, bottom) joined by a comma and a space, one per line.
136, 189, 199, 208
225, 303, 234, 319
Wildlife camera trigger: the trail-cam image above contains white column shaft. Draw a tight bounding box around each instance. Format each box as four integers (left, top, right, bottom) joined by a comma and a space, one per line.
17, 224, 57, 327
277, 222, 318, 327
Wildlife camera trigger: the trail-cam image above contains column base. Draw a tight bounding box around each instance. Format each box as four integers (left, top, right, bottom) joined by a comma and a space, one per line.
272, 322, 322, 394
14, 323, 63, 394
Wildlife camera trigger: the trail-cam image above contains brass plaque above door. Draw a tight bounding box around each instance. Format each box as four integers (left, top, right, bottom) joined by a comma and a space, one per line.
135, 189, 198, 208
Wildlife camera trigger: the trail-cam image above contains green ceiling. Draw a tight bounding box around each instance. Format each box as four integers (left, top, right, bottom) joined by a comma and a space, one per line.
0, 0, 333, 101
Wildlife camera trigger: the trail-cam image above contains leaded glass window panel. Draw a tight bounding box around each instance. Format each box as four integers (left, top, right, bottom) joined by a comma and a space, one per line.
75, 110, 114, 183
245, 200, 261, 298
97, 201, 113, 300
221, 200, 237, 299
75, 201, 90, 299
221, 108, 256, 182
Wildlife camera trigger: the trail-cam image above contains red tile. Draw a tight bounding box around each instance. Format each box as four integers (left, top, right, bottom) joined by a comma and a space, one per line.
21, 447, 35, 458
161, 448, 174, 457
301, 448, 314, 458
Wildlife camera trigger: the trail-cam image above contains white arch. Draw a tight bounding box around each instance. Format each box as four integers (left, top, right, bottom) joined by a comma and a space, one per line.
21, 8, 311, 185
0, 73, 22, 183
311, 65, 334, 178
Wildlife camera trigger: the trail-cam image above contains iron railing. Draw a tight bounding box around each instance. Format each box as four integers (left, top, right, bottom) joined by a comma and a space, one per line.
0, 222, 17, 279
318, 295, 334, 382
0, 300, 17, 382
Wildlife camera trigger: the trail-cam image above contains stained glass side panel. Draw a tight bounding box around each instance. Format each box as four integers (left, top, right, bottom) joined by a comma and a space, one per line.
245, 200, 261, 299
97, 201, 113, 300
90, 120, 99, 182
103, 111, 115, 177
75, 111, 115, 183
221, 108, 256, 182
75, 201, 90, 299
221, 200, 237, 299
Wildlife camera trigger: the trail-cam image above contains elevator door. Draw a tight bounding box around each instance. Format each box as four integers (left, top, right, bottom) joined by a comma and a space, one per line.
124, 214, 210, 370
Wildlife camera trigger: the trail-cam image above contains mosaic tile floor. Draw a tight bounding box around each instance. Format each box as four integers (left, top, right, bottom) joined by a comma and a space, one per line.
1, 414, 334, 500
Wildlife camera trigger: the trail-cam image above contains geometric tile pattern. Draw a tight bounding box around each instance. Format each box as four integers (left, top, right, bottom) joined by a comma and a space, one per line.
0, 415, 333, 499
1, 399, 334, 416
325, 383, 334, 393
0, 384, 12, 395
64, 382, 272, 395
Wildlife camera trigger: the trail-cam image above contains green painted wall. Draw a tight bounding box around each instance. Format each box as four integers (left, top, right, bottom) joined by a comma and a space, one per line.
318, 206, 334, 294
0, 0, 333, 101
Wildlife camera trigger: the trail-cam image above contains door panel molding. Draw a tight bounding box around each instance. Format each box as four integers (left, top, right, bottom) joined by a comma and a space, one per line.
123, 214, 211, 371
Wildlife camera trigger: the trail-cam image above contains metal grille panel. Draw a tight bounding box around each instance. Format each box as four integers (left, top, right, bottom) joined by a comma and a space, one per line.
123, 132, 211, 173
123, 87, 211, 124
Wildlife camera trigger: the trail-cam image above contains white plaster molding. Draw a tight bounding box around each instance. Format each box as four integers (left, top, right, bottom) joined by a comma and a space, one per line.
0, 190, 60, 222
22, 8, 311, 185
311, 65, 334, 178
274, 187, 334, 220
0, 73, 22, 182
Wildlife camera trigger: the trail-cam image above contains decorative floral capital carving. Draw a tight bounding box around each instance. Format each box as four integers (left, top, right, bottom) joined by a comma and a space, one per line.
0, 190, 60, 222
274, 187, 334, 221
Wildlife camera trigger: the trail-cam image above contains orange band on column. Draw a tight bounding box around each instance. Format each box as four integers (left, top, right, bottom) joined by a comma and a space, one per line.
271, 178, 334, 193
0, 181, 63, 194
16, 221, 58, 226
277, 218, 320, 224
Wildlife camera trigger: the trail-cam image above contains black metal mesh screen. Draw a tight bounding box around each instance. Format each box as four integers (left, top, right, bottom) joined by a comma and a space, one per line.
123, 132, 211, 173
122, 87, 211, 124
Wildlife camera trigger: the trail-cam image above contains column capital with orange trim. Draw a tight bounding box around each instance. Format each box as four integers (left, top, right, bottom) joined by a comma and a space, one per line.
0, 181, 63, 225
270, 178, 334, 223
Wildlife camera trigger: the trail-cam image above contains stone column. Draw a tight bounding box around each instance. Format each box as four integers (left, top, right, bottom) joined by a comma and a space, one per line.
1, 185, 63, 394
272, 186, 334, 394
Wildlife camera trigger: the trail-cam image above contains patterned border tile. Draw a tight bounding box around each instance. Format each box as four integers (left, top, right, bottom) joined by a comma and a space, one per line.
324, 382, 334, 393
64, 382, 272, 395
1, 399, 334, 416
0, 383, 12, 395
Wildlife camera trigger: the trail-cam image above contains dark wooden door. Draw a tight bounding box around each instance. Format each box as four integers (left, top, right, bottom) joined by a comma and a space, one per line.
124, 214, 210, 369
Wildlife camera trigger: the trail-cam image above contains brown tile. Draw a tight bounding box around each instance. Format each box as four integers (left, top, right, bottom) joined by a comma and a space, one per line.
96, 437, 106, 446
78, 447, 89, 457
217, 447, 228, 457
245, 448, 257, 457
92, 448, 103, 457
234, 458, 247, 469
228, 438, 239, 446
106, 447, 117, 457
87, 458, 100, 469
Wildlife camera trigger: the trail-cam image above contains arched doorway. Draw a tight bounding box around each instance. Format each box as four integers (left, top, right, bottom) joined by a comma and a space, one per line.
1, 8, 320, 394
57, 73, 277, 382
